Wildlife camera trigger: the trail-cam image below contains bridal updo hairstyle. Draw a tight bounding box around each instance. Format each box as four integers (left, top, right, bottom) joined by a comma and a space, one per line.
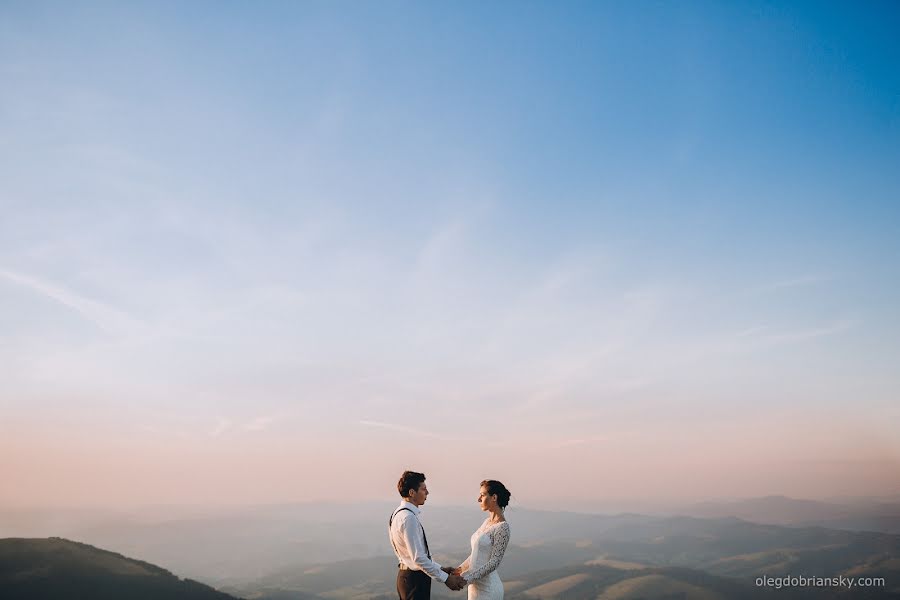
481, 479, 511, 509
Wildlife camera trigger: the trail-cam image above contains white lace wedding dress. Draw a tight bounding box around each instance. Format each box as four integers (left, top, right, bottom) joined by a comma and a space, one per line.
459, 519, 510, 600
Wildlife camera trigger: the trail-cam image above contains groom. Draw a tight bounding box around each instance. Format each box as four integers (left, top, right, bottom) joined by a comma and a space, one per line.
389, 470, 466, 599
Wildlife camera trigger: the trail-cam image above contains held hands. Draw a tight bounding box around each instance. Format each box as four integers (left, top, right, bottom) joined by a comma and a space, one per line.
444, 572, 466, 591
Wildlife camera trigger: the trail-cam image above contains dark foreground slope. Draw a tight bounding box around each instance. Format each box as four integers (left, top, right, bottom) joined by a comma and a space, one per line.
0, 537, 240, 600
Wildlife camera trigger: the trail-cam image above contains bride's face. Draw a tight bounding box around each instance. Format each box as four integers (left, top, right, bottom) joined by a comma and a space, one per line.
477, 486, 497, 511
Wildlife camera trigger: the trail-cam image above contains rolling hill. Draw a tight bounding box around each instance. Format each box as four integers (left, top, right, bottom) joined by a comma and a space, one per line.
4, 505, 900, 599
6, 502, 900, 587
0, 537, 240, 600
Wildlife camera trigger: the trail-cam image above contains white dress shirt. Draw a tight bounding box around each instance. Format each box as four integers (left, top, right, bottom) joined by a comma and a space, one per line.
389, 500, 448, 582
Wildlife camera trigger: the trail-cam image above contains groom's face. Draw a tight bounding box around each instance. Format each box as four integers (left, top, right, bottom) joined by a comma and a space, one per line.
409, 482, 429, 506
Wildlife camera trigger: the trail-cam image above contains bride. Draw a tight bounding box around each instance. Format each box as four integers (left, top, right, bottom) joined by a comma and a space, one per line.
444, 480, 511, 599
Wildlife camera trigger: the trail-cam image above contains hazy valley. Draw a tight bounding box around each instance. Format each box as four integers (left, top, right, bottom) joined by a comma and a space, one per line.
3, 497, 900, 599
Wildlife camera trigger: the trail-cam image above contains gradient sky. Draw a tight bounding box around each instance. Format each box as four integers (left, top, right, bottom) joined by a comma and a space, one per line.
1, 1, 899, 509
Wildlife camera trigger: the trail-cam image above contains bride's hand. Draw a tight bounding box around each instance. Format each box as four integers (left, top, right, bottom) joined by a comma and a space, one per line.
452, 567, 462, 576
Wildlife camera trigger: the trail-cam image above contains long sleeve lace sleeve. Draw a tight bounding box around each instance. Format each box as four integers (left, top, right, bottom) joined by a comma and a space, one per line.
463, 522, 510, 583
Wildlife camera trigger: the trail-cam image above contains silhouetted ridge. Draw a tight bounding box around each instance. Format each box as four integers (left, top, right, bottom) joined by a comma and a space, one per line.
0, 537, 240, 600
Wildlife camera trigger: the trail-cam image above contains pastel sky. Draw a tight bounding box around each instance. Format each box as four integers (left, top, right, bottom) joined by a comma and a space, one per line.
1, 1, 898, 509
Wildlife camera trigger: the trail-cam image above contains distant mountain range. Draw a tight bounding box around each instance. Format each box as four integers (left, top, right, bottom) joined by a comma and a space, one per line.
217, 511, 900, 599
4, 496, 899, 586
675, 495, 900, 533
0, 537, 239, 600
3, 498, 899, 599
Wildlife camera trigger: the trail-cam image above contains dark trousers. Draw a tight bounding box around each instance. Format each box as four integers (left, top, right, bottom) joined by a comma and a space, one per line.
397, 568, 432, 600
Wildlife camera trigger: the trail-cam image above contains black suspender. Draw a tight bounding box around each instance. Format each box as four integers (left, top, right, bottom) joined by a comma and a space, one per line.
389, 507, 431, 559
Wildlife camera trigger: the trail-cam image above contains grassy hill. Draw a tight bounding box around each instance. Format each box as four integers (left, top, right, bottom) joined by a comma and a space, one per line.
224, 519, 900, 600
5, 507, 899, 599
506, 564, 761, 599
234, 559, 875, 600
504, 562, 900, 600
2, 532, 897, 600
6, 503, 899, 588
0, 537, 240, 600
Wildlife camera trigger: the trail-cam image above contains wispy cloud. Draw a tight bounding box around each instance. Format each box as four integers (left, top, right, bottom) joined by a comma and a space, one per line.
415, 220, 467, 273
734, 319, 855, 349
749, 274, 834, 294
243, 416, 275, 431
550, 435, 612, 448
195, 415, 281, 437
735, 325, 770, 338
358, 419, 468, 442
210, 417, 232, 437
759, 319, 855, 345
671, 319, 857, 367
0, 268, 146, 336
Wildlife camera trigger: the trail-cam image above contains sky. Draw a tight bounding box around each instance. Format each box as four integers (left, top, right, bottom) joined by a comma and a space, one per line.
1, 1, 899, 510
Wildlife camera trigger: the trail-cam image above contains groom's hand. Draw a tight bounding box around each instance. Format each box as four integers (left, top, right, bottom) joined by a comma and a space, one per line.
445, 573, 465, 591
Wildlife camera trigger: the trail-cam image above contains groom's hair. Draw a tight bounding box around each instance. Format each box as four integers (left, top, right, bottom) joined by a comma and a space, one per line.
398, 471, 426, 498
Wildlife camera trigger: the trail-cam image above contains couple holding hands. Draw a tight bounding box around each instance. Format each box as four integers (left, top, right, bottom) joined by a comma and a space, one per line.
388, 470, 511, 600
